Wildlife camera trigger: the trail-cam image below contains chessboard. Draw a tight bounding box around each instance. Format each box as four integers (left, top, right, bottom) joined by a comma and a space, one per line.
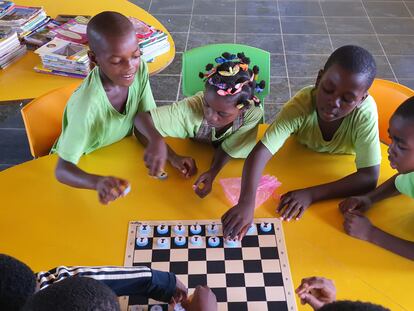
121, 219, 297, 311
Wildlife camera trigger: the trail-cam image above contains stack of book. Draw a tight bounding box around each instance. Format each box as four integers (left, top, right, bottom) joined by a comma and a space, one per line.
0, 1, 14, 18
34, 37, 89, 78
0, 26, 26, 69
0, 5, 48, 39
130, 17, 170, 62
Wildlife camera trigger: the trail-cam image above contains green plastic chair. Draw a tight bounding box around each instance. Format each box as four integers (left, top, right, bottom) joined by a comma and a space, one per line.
182, 44, 271, 106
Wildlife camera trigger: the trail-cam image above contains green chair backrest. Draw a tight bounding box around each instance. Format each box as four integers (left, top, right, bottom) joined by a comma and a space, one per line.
182, 44, 271, 105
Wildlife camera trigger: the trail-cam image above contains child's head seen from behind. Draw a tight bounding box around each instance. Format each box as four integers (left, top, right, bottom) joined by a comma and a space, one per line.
199, 52, 265, 129
388, 96, 414, 174
87, 11, 140, 87
316, 45, 377, 123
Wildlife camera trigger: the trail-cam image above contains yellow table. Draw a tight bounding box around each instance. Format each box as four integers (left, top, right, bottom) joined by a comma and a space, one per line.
0, 127, 412, 311
0, 0, 175, 101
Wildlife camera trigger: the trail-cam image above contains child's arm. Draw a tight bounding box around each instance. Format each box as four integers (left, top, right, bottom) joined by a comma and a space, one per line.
134, 112, 197, 177
278, 165, 380, 221
344, 212, 414, 260
339, 174, 400, 214
222, 142, 274, 238
193, 146, 231, 198
37, 266, 187, 303
55, 158, 129, 205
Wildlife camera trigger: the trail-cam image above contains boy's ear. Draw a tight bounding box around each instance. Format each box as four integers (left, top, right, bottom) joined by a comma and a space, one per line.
357, 92, 369, 107
315, 69, 324, 87
88, 50, 98, 68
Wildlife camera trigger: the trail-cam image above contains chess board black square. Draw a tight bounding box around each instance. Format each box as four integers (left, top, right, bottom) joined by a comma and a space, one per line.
188, 248, 206, 261
153, 224, 171, 237
256, 223, 275, 235
152, 249, 170, 262
224, 248, 243, 260
241, 235, 259, 247
171, 238, 188, 249
188, 224, 206, 236
206, 260, 225, 274
133, 262, 151, 268
226, 273, 245, 287
206, 236, 223, 248
246, 287, 267, 301
243, 260, 263, 273
188, 274, 207, 288
211, 287, 227, 302
264, 272, 284, 286
267, 301, 289, 311
228, 302, 248, 311
260, 246, 279, 259
169, 261, 188, 275
134, 237, 153, 250
128, 294, 148, 305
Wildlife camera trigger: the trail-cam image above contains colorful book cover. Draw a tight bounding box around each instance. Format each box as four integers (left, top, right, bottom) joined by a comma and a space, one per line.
0, 1, 13, 14
0, 5, 43, 25
129, 17, 156, 40
24, 19, 59, 46
35, 37, 88, 63
51, 18, 88, 44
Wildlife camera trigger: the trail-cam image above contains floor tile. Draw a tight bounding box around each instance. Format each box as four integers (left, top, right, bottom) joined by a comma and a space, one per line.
270, 54, 287, 77
281, 17, 327, 34
364, 1, 411, 17
191, 15, 235, 33
289, 77, 316, 96
170, 32, 188, 52
236, 1, 278, 16
0, 100, 30, 128
286, 54, 328, 78
193, 0, 235, 15
153, 14, 191, 33
186, 33, 235, 51
379, 35, 414, 55
0, 129, 32, 164
236, 16, 280, 34
264, 103, 284, 124
374, 55, 396, 79
370, 18, 414, 35
320, 1, 366, 17
406, 2, 414, 16
149, 75, 180, 101
283, 34, 332, 54
388, 55, 414, 79
236, 34, 283, 54
0, 164, 13, 171
278, 1, 322, 16
399, 79, 414, 90
268, 77, 290, 103
160, 53, 182, 75
325, 17, 375, 34
330, 35, 383, 55
128, 0, 151, 11
149, 0, 193, 14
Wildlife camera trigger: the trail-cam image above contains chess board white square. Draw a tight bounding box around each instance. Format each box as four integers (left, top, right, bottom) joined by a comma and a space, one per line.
258, 235, 276, 247
152, 237, 171, 250
241, 247, 261, 260
176, 275, 188, 288
206, 248, 224, 261
188, 261, 207, 274
265, 286, 286, 301
169, 249, 188, 262
188, 236, 206, 249
244, 273, 265, 287
224, 260, 244, 273
261, 259, 281, 273
151, 261, 169, 272
226, 287, 247, 302
216, 302, 228, 311
207, 273, 226, 288
133, 249, 152, 262
247, 301, 268, 310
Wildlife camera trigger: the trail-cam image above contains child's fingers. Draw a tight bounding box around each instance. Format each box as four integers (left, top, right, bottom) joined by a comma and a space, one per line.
295, 207, 306, 220
277, 194, 292, 213
285, 202, 301, 221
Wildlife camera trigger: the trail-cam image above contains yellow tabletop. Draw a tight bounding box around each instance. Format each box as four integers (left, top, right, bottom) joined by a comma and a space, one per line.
0, 0, 175, 101
0, 126, 412, 310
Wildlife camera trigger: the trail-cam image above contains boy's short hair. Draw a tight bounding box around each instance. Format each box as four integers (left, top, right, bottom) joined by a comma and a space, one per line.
23, 277, 120, 311
319, 300, 390, 311
324, 45, 377, 89
87, 11, 135, 54
0, 254, 36, 311
393, 96, 414, 121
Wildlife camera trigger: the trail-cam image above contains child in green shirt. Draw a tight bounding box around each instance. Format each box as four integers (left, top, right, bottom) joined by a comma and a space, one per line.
341, 96, 414, 260
135, 53, 265, 198
223, 45, 381, 239
51, 12, 156, 205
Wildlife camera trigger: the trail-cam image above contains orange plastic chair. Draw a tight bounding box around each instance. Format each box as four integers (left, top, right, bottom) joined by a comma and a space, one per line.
21, 83, 80, 158
369, 79, 414, 145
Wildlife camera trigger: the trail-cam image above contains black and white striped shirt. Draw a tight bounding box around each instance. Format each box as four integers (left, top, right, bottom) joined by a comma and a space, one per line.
36, 266, 176, 302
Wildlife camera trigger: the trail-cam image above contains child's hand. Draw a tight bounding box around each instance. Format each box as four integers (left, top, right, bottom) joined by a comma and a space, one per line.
343, 211, 374, 242
193, 171, 215, 198
295, 277, 336, 310
144, 139, 168, 177
169, 154, 197, 178
95, 176, 129, 205
182, 285, 217, 311
170, 277, 188, 305
339, 196, 372, 214
277, 189, 313, 221
222, 204, 254, 240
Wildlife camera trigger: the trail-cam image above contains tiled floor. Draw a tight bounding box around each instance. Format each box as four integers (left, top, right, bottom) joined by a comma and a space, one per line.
1, 0, 414, 170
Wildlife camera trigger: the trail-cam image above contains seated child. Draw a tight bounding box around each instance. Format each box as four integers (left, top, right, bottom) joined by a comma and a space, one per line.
340, 96, 414, 260
22, 277, 120, 311
0, 254, 186, 311
51, 11, 157, 205
222, 45, 381, 238
135, 52, 265, 198
296, 276, 389, 311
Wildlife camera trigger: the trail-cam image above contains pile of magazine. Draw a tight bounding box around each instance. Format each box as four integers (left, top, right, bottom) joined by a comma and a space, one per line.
0, 25, 26, 69
130, 17, 170, 62
0, 1, 13, 17
34, 37, 89, 78
0, 4, 48, 39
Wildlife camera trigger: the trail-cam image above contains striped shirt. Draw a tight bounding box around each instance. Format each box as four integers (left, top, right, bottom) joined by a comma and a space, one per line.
36, 266, 176, 302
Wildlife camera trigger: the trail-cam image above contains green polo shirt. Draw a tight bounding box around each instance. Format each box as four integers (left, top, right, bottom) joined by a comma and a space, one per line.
395, 172, 414, 198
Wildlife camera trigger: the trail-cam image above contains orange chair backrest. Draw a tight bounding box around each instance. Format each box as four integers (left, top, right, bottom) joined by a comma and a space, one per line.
21, 83, 80, 158
369, 79, 414, 145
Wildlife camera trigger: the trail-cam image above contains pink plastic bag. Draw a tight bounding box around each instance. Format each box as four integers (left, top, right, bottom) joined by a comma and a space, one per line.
219, 175, 282, 209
